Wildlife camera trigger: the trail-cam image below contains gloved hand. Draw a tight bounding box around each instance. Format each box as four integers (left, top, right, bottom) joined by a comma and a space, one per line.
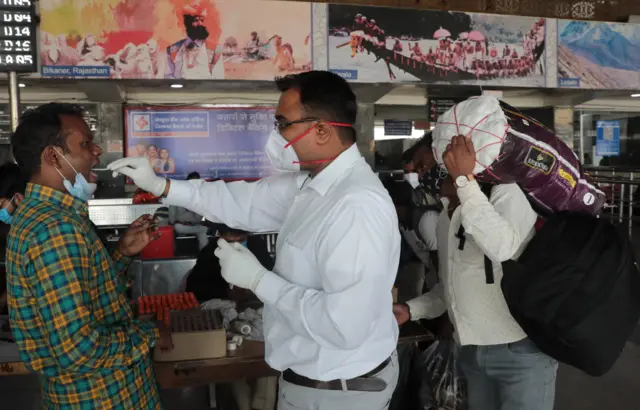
107, 157, 167, 197
214, 238, 267, 291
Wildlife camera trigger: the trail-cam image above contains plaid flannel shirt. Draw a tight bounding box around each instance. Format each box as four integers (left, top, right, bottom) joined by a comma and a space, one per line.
6, 184, 162, 410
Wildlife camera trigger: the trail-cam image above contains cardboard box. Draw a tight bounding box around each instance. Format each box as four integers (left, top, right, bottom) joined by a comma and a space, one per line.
154, 308, 227, 362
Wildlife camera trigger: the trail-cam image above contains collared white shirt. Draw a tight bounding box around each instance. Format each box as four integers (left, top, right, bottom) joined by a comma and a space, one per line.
407, 181, 536, 346
166, 144, 400, 381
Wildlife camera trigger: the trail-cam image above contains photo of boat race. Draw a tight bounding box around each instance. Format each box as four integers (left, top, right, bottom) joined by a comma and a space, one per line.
328, 5, 546, 86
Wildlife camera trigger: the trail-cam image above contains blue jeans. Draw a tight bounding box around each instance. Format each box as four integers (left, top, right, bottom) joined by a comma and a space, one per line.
459, 338, 558, 410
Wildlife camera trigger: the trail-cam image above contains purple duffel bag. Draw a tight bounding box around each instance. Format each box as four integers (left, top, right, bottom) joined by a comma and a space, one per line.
432, 96, 605, 215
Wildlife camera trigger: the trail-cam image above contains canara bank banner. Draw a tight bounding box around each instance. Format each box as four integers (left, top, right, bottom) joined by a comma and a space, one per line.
125, 106, 275, 180
39, 0, 312, 80
328, 5, 546, 87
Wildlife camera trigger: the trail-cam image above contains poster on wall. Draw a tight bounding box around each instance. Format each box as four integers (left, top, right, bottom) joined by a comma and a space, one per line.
596, 120, 621, 156
328, 5, 546, 86
557, 20, 640, 89
39, 0, 312, 80
125, 106, 275, 180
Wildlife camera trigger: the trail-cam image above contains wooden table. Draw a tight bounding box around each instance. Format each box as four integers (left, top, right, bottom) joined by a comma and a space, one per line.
1, 326, 434, 388
154, 341, 276, 389
0, 360, 29, 376
155, 324, 433, 389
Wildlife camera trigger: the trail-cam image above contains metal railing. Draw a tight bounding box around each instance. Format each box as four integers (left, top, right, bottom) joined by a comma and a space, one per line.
585, 166, 640, 238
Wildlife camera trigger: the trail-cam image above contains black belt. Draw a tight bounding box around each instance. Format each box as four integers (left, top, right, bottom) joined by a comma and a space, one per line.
282, 357, 391, 392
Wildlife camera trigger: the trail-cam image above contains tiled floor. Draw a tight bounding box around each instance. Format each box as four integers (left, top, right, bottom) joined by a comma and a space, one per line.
554, 341, 640, 410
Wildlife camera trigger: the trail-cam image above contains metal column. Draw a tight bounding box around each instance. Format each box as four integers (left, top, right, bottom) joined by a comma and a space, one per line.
355, 103, 375, 167
8, 72, 20, 132
5, 72, 20, 162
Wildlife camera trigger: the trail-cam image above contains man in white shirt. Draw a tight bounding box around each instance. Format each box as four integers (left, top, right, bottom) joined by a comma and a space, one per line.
393, 135, 558, 410
108, 71, 401, 410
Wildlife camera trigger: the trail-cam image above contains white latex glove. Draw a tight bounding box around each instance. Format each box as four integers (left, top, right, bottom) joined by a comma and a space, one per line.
214, 238, 267, 291
107, 157, 167, 197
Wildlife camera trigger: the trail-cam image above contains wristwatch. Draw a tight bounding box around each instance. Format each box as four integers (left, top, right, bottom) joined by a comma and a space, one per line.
454, 174, 475, 188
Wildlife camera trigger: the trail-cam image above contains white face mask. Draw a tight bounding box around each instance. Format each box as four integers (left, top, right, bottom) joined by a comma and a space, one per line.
264, 129, 300, 173
403, 172, 420, 189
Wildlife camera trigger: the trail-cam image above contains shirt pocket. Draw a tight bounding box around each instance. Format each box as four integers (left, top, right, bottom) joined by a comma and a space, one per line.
275, 229, 318, 288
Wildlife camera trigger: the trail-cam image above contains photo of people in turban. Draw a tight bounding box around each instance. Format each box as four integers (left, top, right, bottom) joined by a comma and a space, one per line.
39, 0, 312, 80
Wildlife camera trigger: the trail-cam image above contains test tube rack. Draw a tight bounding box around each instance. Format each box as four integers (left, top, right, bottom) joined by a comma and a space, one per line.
153, 308, 227, 362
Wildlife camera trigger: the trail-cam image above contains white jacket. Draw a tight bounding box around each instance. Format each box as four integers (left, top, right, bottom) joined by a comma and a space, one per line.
406, 180, 536, 346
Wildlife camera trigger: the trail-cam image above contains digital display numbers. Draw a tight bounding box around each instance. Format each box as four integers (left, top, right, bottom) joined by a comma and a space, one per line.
0, 0, 36, 73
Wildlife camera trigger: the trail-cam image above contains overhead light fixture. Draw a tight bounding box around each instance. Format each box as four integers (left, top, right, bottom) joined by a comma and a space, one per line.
170, 84, 183, 89
631, 93, 640, 98
18, 83, 25, 88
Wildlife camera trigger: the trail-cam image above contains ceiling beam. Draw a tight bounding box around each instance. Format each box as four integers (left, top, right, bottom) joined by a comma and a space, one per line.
279, 0, 638, 22
544, 91, 628, 107
352, 83, 397, 103
79, 82, 124, 103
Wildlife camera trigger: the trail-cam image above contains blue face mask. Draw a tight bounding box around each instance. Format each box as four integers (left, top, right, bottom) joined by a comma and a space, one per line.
54, 148, 98, 202
0, 208, 12, 225
240, 241, 248, 248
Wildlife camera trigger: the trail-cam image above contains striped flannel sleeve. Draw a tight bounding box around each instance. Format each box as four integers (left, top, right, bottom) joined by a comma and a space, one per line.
111, 248, 133, 277
27, 221, 159, 373
111, 248, 134, 296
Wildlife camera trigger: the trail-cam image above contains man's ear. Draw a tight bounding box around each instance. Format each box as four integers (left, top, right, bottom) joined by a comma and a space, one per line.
42, 145, 63, 170
315, 122, 332, 146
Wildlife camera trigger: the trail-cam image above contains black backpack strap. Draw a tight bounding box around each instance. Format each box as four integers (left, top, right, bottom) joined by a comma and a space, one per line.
455, 225, 466, 250
452, 182, 497, 284
484, 255, 495, 284
479, 183, 496, 284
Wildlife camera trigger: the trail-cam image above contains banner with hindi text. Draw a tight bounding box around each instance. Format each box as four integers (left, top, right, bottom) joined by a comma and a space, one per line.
125, 106, 275, 180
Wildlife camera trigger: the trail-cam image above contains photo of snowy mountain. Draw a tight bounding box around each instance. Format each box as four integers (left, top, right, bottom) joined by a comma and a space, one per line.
558, 20, 640, 89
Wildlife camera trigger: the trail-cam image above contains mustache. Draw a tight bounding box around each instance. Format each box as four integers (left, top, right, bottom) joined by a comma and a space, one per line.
187, 25, 209, 41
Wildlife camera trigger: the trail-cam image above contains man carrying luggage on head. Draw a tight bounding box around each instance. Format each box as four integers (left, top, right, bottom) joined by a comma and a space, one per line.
393, 135, 558, 410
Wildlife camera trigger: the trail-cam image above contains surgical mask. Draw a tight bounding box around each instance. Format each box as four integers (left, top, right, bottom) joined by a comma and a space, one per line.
403, 172, 420, 189
265, 122, 353, 172
54, 148, 97, 201
0, 208, 12, 224
240, 241, 248, 248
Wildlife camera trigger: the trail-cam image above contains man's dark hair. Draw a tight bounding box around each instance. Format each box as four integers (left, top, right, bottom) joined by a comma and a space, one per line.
0, 162, 26, 198
187, 171, 200, 180
383, 180, 413, 208
275, 71, 358, 144
11, 103, 86, 180
401, 131, 432, 165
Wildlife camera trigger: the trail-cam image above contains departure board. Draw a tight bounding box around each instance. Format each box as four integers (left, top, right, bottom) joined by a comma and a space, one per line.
0, 0, 37, 73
